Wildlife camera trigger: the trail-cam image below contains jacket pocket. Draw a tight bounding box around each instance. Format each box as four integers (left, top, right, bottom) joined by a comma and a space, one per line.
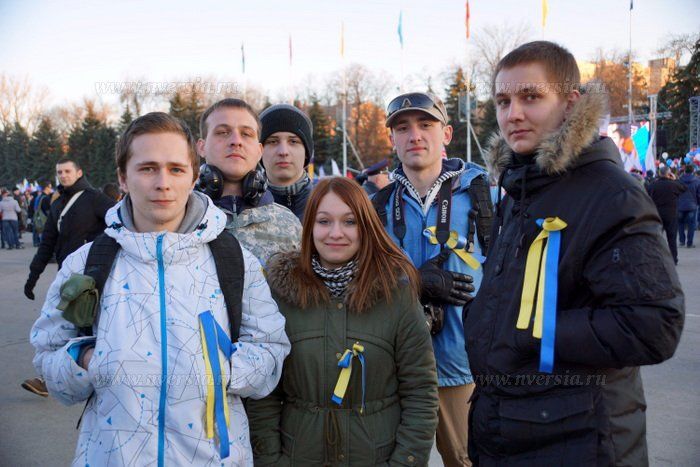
373, 437, 395, 464
499, 391, 596, 449
280, 429, 295, 459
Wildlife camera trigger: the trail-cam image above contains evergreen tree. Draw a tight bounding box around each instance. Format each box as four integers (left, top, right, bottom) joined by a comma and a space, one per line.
28, 117, 64, 183
68, 110, 117, 188
3, 123, 30, 187
658, 39, 700, 156
476, 98, 499, 155
169, 86, 205, 139
117, 105, 134, 134
307, 98, 334, 166
443, 67, 485, 164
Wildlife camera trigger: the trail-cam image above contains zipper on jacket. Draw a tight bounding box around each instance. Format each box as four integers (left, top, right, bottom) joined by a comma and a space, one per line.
156, 234, 168, 467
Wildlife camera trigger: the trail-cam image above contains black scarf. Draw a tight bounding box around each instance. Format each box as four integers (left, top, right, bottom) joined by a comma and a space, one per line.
311, 256, 357, 298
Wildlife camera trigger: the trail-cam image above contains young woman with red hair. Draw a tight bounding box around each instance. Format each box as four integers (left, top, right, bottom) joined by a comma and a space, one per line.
248, 176, 438, 466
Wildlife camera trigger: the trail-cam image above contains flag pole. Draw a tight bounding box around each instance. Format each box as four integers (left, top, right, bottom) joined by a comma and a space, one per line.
241, 42, 247, 99
341, 22, 348, 177
465, 1, 471, 163
628, 1, 633, 125
288, 33, 293, 104
398, 10, 405, 91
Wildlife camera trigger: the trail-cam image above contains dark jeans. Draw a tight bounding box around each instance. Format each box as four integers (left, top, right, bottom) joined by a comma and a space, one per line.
1, 220, 20, 247
0, 221, 4, 248
678, 210, 697, 246
660, 215, 679, 263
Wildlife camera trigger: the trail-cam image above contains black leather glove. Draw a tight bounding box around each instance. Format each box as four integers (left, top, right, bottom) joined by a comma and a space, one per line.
419, 249, 475, 306
24, 273, 38, 300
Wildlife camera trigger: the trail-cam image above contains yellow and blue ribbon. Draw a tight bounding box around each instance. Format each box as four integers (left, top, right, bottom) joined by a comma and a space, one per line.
331, 342, 366, 413
422, 226, 484, 270
517, 217, 567, 373
198, 311, 236, 459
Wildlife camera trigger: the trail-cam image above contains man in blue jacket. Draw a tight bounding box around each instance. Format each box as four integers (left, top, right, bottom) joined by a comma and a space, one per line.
376, 91, 489, 466
678, 164, 700, 247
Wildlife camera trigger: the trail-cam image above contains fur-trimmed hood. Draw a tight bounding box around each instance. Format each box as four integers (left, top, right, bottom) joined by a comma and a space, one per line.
485, 86, 610, 179
265, 250, 385, 312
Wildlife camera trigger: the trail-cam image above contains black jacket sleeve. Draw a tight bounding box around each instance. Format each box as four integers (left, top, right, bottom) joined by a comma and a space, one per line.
29, 205, 59, 278
555, 185, 685, 368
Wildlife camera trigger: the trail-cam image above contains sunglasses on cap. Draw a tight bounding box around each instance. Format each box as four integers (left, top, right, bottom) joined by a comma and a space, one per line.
385, 92, 448, 127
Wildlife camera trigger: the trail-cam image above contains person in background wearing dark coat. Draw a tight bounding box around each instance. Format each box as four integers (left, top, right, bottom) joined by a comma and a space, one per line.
102, 182, 122, 202
248, 177, 438, 466
260, 104, 314, 221
648, 165, 686, 264
677, 164, 700, 248
21, 157, 115, 397
358, 159, 391, 196
464, 41, 684, 466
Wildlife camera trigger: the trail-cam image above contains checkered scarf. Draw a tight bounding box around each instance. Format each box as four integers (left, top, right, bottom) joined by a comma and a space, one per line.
311, 256, 358, 298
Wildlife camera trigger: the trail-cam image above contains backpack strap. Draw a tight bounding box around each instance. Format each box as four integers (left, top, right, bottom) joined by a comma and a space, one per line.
467, 175, 495, 256
81, 233, 120, 336
370, 181, 396, 226
209, 231, 244, 342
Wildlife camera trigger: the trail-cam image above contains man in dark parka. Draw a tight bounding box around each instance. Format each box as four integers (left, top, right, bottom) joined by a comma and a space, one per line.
464, 41, 684, 466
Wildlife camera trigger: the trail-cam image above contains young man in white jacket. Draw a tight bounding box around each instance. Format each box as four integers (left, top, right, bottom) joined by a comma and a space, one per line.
30, 112, 290, 466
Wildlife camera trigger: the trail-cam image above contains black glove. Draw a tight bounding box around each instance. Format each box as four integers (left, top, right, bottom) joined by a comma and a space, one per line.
24, 274, 38, 300
419, 249, 474, 306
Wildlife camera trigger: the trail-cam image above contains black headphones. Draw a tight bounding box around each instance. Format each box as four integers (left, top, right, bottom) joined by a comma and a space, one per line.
196, 163, 268, 206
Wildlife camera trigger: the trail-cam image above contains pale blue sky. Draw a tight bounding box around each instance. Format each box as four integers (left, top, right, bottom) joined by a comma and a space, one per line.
1, 0, 697, 108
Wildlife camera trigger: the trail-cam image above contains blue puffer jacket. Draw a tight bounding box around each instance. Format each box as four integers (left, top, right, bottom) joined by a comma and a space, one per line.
678, 173, 700, 211
380, 158, 486, 387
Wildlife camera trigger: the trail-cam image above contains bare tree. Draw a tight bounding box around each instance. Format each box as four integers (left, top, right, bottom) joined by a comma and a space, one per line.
470, 21, 533, 96
0, 74, 50, 134
656, 32, 700, 64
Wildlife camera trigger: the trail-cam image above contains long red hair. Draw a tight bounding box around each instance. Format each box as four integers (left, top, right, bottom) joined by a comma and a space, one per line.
297, 177, 420, 313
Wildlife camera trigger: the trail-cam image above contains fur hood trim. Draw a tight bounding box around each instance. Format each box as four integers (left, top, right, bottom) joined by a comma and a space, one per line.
265, 251, 385, 312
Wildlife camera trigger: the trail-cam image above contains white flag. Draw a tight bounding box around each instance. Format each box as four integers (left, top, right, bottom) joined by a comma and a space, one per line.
331, 159, 342, 176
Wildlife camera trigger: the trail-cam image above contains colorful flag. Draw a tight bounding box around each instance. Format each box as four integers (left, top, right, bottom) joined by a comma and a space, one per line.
632, 123, 650, 169
397, 11, 404, 49
241, 42, 245, 74
645, 132, 657, 175
288, 34, 293, 66
465, 1, 470, 39
340, 22, 345, 58
542, 0, 548, 28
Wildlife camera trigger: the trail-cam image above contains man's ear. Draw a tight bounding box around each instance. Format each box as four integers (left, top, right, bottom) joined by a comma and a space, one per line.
442, 124, 453, 146
77, 169, 84, 179
118, 170, 128, 194
196, 138, 206, 158
564, 90, 581, 118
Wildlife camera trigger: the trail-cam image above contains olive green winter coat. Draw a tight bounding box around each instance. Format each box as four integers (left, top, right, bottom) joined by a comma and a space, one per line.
247, 251, 439, 466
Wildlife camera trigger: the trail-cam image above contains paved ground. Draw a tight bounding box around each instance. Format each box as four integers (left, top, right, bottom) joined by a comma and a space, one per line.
1, 232, 698, 466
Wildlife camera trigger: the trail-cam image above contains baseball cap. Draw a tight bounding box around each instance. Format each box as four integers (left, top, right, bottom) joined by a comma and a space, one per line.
385, 92, 448, 128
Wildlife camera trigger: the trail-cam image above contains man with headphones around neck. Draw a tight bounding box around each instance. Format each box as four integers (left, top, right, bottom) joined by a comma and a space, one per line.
197, 98, 301, 266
